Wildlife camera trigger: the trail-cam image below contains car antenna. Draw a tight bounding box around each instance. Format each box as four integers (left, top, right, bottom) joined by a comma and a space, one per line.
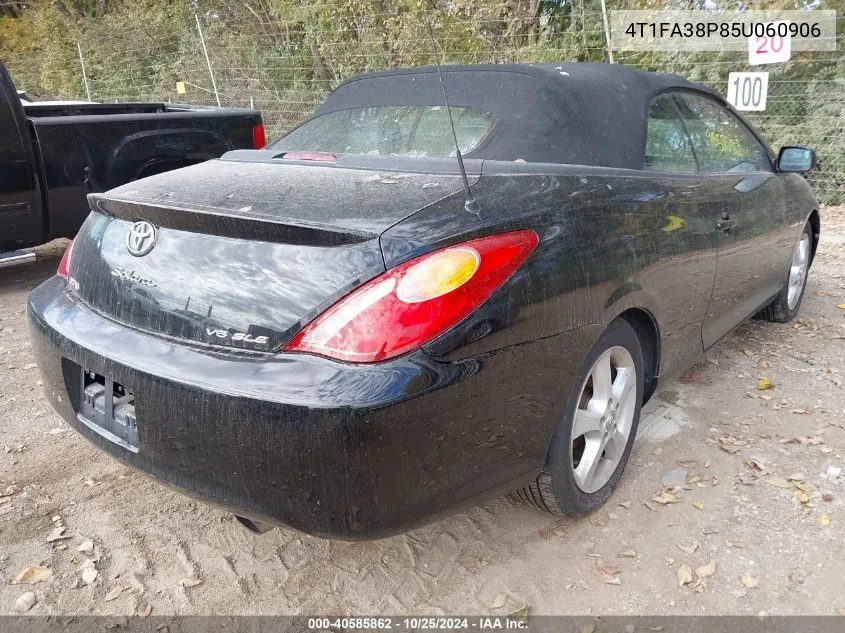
423, 21, 480, 215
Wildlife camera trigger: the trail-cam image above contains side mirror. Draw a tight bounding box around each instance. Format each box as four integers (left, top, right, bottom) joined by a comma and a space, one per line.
776, 146, 815, 173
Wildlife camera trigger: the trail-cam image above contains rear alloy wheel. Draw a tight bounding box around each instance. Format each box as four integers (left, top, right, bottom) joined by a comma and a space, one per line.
515, 319, 644, 516
759, 221, 812, 323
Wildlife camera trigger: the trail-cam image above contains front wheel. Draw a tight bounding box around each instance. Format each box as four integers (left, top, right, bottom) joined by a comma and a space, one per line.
515, 319, 644, 516
758, 221, 812, 323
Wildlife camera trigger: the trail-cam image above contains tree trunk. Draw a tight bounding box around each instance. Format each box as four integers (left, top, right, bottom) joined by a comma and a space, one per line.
310, 43, 330, 83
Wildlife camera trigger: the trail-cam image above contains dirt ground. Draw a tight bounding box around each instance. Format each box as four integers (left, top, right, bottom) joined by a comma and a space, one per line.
1, 207, 844, 618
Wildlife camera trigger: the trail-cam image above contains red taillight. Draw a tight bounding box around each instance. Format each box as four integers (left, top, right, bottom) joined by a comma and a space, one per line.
283, 230, 539, 363
57, 239, 74, 280
252, 122, 266, 149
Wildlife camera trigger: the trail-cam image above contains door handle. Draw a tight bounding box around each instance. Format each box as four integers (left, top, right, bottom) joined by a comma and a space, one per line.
717, 212, 736, 233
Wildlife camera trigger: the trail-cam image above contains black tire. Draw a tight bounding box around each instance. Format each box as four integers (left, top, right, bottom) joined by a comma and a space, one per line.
758, 221, 812, 323
514, 318, 645, 516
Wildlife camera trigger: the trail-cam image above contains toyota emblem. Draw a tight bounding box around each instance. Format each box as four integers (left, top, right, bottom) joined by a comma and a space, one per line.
126, 221, 157, 257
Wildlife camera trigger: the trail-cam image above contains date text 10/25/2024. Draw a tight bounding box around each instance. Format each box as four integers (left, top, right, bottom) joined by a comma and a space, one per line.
307, 617, 528, 630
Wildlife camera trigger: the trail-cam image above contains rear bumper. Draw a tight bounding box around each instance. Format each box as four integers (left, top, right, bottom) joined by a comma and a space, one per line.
28, 277, 597, 539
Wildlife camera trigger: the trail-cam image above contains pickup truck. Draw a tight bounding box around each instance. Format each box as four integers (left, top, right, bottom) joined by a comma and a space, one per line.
0, 62, 264, 266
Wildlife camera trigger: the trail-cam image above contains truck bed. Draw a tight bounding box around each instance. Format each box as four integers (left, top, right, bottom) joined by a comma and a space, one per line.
1, 61, 264, 249
21, 102, 234, 118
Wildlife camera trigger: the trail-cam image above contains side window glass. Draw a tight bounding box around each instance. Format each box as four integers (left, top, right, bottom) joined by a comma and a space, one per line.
673, 93, 769, 174
644, 95, 697, 173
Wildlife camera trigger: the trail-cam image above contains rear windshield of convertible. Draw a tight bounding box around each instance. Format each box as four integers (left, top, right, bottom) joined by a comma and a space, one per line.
271, 105, 495, 158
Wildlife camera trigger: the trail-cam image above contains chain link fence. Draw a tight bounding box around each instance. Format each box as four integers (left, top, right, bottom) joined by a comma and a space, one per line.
3, 3, 842, 203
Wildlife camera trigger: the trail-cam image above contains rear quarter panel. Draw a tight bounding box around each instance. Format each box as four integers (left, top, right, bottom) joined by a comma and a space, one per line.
383, 163, 721, 385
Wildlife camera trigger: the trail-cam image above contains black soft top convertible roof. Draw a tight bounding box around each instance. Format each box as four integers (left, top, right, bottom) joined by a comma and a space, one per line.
310, 63, 718, 170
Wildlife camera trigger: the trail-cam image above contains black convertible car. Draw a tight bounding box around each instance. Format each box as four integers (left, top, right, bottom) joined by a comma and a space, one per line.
28, 64, 818, 539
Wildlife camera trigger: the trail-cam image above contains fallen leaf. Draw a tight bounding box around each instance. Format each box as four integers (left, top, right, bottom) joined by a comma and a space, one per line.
793, 490, 811, 504
758, 378, 773, 390
491, 594, 506, 609
794, 481, 817, 493
618, 549, 637, 558
822, 493, 834, 502
740, 573, 760, 589
46, 526, 71, 543
743, 348, 753, 357
692, 578, 709, 593
696, 560, 717, 579
652, 490, 682, 505
81, 560, 98, 585
677, 565, 694, 587
744, 458, 768, 473
677, 541, 700, 555
598, 562, 620, 576
507, 605, 529, 621
819, 514, 831, 527
104, 586, 123, 602
138, 602, 152, 618
788, 473, 806, 482
14, 591, 37, 612
643, 501, 658, 512
618, 501, 631, 509
836, 304, 845, 310
692, 501, 704, 510
11, 566, 52, 585
602, 575, 621, 585
768, 477, 792, 489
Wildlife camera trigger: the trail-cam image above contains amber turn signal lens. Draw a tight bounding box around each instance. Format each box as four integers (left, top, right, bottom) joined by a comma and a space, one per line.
396, 247, 480, 304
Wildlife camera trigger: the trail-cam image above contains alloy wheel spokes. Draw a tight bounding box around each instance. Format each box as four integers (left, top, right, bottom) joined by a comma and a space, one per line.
787, 234, 810, 310
589, 351, 613, 406
571, 345, 637, 493
573, 434, 604, 489
572, 405, 604, 439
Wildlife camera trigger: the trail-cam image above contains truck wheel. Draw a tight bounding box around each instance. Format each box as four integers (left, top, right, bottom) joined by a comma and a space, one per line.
758, 221, 812, 323
515, 319, 644, 516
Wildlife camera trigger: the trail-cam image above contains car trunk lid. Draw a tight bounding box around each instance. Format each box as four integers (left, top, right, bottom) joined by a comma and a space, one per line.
68, 158, 471, 352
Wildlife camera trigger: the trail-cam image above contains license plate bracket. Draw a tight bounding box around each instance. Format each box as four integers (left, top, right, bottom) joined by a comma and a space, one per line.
76, 369, 139, 453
